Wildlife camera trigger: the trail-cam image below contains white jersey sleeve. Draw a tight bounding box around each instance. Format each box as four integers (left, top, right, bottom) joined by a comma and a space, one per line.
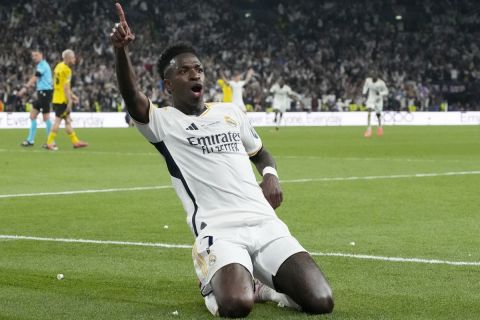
362, 78, 371, 95
378, 80, 389, 97
133, 101, 166, 143
285, 85, 300, 99
237, 109, 262, 156
285, 85, 293, 95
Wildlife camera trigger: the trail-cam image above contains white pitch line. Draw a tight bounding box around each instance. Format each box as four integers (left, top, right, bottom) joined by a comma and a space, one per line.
1, 235, 478, 267
1, 148, 478, 164
279, 155, 478, 164
0, 235, 191, 249
1, 170, 479, 199
0, 149, 156, 156
281, 170, 480, 183
0, 185, 173, 199
309, 252, 480, 266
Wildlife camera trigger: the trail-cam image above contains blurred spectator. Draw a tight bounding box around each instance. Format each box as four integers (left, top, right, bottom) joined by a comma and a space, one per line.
1, 0, 479, 112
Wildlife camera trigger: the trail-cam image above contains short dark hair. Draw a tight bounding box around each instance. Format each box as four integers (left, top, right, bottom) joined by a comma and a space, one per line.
157, 42, 197, 80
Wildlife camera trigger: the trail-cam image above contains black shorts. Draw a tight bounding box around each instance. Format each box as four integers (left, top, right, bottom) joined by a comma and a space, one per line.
53, 103, 70, 119
33, 90, 53, 113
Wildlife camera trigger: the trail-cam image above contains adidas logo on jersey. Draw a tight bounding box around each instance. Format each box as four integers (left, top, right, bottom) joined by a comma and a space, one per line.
185, 123, 199, 131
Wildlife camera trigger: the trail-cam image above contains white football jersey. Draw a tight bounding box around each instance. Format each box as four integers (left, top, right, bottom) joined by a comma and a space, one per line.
228, 80, 246, 111
135, 102, 276, 236
362, 78, 388, 104
271, 83, 293, 111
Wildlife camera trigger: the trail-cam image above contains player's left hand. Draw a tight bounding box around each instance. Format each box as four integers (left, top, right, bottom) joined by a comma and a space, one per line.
260, 174, 283, 209
111, 3, 135, 48
71, 94, 79, 104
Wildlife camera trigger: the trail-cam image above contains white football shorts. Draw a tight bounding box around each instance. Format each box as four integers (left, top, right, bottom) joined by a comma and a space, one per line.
192, 217, 306, 296
273, 102, 288, 113
366, 99, 383, 113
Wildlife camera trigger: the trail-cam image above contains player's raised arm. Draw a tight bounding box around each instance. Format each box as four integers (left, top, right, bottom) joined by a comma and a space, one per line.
244, 68, 254, 84
111, 2, 149, 123
219, 70, 229, 83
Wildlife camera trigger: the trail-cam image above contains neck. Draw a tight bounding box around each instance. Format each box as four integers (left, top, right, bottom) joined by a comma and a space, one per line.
173, 99, 205, 116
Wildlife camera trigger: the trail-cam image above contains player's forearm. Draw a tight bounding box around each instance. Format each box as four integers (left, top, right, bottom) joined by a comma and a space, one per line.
289, 92, 300, 100
244, 69, 254, 84
64, 85, 72, 103
115, 47, 137, 98
252, 147, 282, 208
114, 47, 149, 122
219, 71, 228, 83
250, 147, 276, 175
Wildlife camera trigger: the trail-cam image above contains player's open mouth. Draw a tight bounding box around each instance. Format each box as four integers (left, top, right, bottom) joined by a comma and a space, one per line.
191, 84, 203, 98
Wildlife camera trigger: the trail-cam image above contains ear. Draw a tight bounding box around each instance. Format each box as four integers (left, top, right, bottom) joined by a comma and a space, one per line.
164, 79, 173, 94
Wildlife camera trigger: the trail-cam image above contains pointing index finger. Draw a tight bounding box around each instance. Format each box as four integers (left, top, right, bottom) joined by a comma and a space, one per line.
115, 2, 127, 23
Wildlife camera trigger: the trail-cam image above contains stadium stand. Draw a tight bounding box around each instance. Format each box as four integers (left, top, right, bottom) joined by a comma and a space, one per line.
1, 0, 479, 112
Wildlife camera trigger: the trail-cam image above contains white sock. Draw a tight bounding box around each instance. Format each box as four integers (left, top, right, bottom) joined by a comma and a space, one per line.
256, 281, 301, 310
204, 293, 219, 316
271, 291, 301, 310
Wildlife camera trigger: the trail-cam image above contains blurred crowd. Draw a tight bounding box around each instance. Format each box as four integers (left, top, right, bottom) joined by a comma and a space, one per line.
1, 0, 479, 112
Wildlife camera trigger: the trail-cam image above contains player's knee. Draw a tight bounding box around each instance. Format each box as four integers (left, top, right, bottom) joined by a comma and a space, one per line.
217, 294, 254, 318
303, 292, 334, 314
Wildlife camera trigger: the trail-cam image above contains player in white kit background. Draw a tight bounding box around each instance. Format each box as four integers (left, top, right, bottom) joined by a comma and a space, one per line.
111, 3, 333, 318
221, 68, 254, 112
362, 71, 389, 137
270, 78, 301, 130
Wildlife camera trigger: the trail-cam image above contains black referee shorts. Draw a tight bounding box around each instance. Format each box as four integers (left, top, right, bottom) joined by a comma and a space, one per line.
33, 90, 53, 113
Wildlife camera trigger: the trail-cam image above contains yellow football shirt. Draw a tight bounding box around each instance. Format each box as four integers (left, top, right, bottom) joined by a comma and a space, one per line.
217, 79, 233, 102
52, 62, 72, 104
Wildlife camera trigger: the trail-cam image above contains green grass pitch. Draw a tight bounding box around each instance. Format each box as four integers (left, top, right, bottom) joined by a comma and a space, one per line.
1, 125, 479, 319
